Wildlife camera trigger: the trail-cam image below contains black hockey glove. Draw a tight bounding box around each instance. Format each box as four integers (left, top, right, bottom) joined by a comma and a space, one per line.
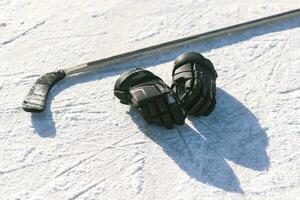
171, 52, 218, 116
114, 68, 186, 129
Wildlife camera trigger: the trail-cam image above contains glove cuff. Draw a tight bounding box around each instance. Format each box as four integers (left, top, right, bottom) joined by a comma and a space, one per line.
114, 68, 163, 105
173, 52, 218, 79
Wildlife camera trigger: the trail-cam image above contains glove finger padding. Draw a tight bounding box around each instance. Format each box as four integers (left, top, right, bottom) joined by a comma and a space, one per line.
114, 68, 186, 129
172, 52, 218, 116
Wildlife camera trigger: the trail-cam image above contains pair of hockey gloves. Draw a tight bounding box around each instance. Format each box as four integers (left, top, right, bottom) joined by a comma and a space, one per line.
114, 52, 218, 129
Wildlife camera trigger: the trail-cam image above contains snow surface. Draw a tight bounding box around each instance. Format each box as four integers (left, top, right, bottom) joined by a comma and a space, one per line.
1, 0, 300, 199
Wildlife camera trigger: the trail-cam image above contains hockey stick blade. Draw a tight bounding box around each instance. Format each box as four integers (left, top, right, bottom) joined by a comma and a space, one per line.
22, 70, 66, 112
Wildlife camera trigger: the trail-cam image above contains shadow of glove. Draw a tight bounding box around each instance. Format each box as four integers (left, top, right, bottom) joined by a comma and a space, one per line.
114, 68, 186, 129
172, 52, 218, 116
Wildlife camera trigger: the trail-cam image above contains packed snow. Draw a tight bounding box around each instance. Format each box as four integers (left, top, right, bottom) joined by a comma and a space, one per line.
1, 0, 300, 199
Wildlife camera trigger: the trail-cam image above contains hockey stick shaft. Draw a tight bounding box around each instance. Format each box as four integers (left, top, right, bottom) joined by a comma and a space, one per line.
22, 9, 300, 113
64, 8, 300, 76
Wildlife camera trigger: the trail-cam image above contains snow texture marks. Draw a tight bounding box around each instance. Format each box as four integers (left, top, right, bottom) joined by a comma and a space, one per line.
1, 0, 300, 199
0, 21, 45, 45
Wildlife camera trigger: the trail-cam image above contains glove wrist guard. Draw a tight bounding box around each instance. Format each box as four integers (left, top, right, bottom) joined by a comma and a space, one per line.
173, 52, 218, 80
114, 68, 162, 105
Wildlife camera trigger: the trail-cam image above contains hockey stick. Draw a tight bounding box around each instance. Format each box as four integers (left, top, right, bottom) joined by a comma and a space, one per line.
22, 9, 300, 113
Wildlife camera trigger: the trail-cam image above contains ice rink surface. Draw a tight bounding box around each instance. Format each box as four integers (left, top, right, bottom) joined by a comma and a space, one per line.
1, 0, 300, 199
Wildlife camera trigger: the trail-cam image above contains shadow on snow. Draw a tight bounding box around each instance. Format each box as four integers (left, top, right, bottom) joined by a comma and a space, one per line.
128, 88, 269, 193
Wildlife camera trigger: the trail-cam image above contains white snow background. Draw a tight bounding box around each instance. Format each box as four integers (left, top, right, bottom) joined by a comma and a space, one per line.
1, 0, 300, 199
